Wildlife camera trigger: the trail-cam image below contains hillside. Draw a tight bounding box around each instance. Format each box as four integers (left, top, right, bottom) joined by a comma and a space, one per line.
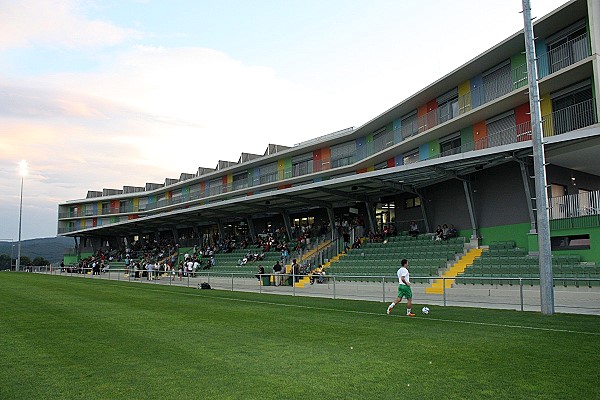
0, 236, 74, 264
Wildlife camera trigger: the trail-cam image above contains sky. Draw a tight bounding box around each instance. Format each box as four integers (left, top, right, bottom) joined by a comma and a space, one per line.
0, 0, 570, 240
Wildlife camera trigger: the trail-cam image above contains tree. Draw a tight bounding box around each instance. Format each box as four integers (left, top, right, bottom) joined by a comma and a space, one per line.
0, 254, 11, 270
32, 256, 50, 266
20, 256, 32, 267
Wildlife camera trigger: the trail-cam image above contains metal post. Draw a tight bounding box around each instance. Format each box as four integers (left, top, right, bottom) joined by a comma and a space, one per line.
443, 278, 447, 306
382, 276, 386, 303
519, 278, 524, 311
16, 176, 24, 272
333, 276, 336, 299
522, 0, 554, 314
231, 274, 234, 291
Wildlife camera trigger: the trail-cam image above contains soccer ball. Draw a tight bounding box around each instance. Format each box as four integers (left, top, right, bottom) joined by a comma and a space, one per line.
421, 306, 430, 315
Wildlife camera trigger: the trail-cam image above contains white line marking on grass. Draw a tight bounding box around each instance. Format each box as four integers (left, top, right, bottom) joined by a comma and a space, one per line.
90, 280, 600, 337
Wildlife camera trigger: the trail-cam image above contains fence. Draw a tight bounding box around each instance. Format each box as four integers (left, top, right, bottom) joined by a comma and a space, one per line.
31, 267, 600, 315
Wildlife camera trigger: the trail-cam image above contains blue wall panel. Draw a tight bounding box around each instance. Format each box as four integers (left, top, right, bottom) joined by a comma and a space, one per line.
470, 74, 483, 109
419, 143, 429, 161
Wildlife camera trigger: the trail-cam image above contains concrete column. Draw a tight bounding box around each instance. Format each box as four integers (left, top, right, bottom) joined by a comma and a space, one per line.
462, 180, 480, 248
326, 207, 336, 240
280, 211, 293, 242
247, 217, 257, 242
364, 202, 377, 234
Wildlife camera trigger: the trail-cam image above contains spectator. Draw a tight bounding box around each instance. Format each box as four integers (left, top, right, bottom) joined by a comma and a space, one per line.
272, 261, 283, 286
255, 265, 265, 281
442, 224, 450, 240
447, 224, 458, 239
434, 225, 443, 241
409, 221, 419, 237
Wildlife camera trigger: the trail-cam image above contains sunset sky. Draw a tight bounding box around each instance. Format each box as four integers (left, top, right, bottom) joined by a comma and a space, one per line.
0, 0, 569, 240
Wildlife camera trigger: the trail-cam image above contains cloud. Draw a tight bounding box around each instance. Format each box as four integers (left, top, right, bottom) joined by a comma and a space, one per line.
0, 0, 141, 50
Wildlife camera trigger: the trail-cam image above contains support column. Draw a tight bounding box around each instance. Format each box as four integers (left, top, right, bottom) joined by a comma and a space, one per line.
519, 160, 537, 234
463, 180, 480, 248
364, 202, 377, 234
217, 221, 225, 240
247, 217, 257, 243
280, 211, 293, 243
417, 193, 430, 234
326, 207, 336, 240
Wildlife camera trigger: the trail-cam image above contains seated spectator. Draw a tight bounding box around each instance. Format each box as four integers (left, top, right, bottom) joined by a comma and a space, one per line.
409, 221, 419, 237
442, 224, 450, 240
351, 237, 362, 249
447, 224, 458, 238
255, 265, 265, 280
434, 225, 443, 241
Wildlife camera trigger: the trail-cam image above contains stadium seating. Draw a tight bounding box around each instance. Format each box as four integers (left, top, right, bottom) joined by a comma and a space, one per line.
325, 233, 466, 282
455, 242, 600, 287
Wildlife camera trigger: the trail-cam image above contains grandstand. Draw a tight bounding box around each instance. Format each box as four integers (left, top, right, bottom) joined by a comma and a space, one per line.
455, 241, 600, 287
326, 234, 465, 282
58, 0, 600, 306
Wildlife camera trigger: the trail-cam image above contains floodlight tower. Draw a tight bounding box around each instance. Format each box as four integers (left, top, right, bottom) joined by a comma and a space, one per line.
16, 160, 28, 272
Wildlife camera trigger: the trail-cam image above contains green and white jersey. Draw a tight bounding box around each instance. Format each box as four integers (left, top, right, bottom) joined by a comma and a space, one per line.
397, 267, 409, 285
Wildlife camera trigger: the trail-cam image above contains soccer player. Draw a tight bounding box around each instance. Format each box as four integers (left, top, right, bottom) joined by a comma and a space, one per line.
387, 259, 415, 316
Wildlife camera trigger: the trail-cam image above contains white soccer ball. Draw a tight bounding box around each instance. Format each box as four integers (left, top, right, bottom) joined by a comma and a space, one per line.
421, 306, 430, 315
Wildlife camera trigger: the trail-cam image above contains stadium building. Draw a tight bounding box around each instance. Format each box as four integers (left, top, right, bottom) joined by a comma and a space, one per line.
59, 0, 600, 268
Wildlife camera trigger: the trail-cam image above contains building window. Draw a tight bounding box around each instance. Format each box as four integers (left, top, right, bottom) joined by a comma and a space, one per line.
373, 127, 393, 153
400, 111, 418, 139
404, 196, 421, 209
482, 60, 512, 104
259, 162, 278, 185
208, 179, 222, 196
330, 141, 356, 168
437, 88, 459, 124
292, 152, 313, 177
232, 172, 249, 191
550, 80, 594, 135
546, 20, 588, 74
486, 111, 516, 147
439, 132, 461, 156
551, 234, 590, 250
403, 149, 419, 165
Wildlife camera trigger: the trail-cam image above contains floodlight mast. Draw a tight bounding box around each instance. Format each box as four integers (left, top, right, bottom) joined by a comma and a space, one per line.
521, 0, 554, 315
16, 160, 28, 272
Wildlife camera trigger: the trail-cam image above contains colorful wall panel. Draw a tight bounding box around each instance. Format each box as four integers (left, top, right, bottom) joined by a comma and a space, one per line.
392, 119, 402, 143
428, 139, 440, 158
355, 137, 367, 160
387, 158, 395, 168
426, 99, 438, 130
321, 147, 331, 170
395, 155, 403, 166
473, 120, 488, 150
417, 104, 428, 132
458, 80, 471, 114
510, 52, 527, 89
460, 126, 474, 148
514, 102, 531, 141
366, 134, 374, 156
419, 143, 429, 161
284, 158, 292, 179
470, 74, 483, 109
313, 149, 322, 172
540, 94, 553, 135
277, 159, 285, 180
535, 39, 548, 78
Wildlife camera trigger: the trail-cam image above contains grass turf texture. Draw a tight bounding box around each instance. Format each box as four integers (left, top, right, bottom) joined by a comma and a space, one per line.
1, 274, 599, 400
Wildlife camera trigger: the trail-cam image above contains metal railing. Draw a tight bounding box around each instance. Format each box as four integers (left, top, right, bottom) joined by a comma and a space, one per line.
29, 268, 600, 314
537, 33, 589, 77
550, 189, 600, 220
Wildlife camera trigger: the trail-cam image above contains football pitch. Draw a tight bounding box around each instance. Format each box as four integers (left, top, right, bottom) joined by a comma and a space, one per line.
1, 273, 599, 399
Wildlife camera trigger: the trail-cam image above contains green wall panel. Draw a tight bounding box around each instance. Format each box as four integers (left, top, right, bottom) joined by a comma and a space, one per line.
461, 126, 473, 147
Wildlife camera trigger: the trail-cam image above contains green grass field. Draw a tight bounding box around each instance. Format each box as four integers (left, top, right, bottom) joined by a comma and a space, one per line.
1, 273, 599, 399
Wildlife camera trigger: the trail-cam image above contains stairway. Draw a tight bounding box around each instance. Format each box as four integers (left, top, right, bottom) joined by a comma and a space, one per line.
425, 248, 483, 294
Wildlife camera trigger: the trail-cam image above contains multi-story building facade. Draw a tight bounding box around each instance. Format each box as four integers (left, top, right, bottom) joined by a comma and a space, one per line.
59, 0, 600, 262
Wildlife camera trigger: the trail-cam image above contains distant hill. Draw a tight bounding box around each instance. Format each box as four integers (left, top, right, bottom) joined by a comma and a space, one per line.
0, 236, 74, 264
